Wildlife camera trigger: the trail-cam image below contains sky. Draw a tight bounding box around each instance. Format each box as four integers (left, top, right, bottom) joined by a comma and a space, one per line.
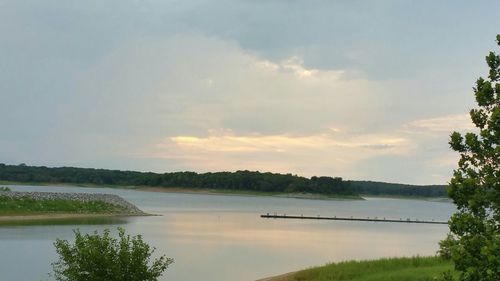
1, 0, 499, 185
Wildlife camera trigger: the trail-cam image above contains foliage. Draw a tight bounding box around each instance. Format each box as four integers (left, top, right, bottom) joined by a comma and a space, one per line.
348, 180, 448, 197
0, 186, 11, 191
446, 34, 500, 281
0, 163, 447, 197
0, 196, 127, 215
441, 270, 456, 281
270, 256, 455, 281
437, 234, 457, 260
52, 228, 173, 281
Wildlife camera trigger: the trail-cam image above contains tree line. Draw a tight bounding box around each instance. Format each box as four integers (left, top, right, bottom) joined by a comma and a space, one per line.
0, 163, 447, 197
347, 180, 447, 197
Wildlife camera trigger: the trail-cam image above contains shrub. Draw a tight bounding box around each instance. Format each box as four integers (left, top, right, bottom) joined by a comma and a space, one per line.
437, 234, 457, 260
52, 228, 173, 281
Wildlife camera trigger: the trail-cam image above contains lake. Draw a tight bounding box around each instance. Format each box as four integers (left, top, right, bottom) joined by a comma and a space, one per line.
0, 185, 455, 281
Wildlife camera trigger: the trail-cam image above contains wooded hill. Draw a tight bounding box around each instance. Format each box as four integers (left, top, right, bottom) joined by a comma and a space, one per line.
0, 164, 448, 197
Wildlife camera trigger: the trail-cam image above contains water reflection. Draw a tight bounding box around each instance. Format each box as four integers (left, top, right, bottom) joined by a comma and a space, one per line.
134, 212, 448, 281
0, 185, 455, 281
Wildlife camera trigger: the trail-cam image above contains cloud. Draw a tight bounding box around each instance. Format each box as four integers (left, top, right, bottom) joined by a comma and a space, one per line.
69, 36, 424, 178
66, 34, 395, 138
140, 128, 411, 178
169, 130, 407, 153
404, 114, 475, 134
0, 25, 481, 184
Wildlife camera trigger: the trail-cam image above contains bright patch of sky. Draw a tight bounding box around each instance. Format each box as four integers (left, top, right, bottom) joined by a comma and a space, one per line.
1, 0, 499, 184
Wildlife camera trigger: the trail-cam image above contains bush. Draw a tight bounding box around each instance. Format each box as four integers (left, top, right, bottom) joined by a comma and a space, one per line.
52, 228, 173, 281
437, 234, 457, 260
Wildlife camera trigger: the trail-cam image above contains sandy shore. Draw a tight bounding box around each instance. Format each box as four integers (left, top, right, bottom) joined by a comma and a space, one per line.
139, 187, 223, 195
139, 187, 363, 201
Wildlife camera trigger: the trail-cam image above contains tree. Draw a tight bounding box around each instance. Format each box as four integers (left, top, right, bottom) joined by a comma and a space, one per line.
446, 34, 500, 281
52, 228, 173, 281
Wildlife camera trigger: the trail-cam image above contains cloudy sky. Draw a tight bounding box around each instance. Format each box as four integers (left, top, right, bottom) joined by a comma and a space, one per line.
1, 1, 499, 184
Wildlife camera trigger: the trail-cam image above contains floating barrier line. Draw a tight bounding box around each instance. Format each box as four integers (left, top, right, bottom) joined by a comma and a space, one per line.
261, 214, 448, 225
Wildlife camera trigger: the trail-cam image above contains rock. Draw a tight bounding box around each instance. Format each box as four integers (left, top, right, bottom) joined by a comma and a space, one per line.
0, 191, 145, 215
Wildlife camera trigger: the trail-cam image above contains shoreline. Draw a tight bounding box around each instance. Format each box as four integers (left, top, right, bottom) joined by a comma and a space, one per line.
0, 190, 152, 223
255, 256, 454, 281
1, 181, 450, 202
362, 194, 452, 203
0, 213, 148, 223
138, 187, 364, 201
1, 181, 364, 201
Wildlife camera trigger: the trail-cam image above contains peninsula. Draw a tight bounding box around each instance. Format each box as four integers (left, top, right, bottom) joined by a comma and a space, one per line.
0, 189, 146, 222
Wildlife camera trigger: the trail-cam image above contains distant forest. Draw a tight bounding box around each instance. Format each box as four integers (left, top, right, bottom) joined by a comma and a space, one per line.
0, 164, 448, 197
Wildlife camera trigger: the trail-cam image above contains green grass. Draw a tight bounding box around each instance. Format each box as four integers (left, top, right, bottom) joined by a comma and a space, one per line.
274, 256, 456, 281
0, 196, 128, 215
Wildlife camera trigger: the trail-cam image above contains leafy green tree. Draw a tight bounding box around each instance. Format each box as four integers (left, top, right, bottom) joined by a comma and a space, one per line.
52, 228, 173, 281
446, 34, 500, 281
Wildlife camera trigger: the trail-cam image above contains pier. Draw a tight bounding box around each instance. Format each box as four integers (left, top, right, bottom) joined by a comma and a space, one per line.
261, 213, 448, 225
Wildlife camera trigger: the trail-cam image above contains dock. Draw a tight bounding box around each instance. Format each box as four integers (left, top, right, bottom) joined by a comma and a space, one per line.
260, 213, 448, 225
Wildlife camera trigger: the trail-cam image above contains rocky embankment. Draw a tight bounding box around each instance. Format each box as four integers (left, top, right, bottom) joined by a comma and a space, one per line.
0, 191, 145, 215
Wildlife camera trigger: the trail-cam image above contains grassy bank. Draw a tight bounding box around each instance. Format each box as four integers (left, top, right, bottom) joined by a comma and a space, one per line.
0, 196, 128, 216
263, 256, 456, 281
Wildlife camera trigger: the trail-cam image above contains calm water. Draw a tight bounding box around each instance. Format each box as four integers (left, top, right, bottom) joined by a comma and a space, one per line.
0, 185, 455, 281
